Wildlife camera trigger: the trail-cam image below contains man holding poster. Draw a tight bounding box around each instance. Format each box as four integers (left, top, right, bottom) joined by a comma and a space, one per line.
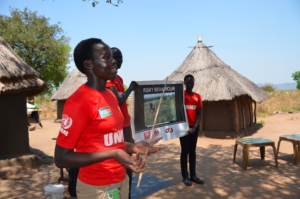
180, 74, 204, 186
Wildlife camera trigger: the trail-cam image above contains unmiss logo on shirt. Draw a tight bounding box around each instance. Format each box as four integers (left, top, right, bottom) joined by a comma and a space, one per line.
99, 106, 113, 118
61, 114, 72, 129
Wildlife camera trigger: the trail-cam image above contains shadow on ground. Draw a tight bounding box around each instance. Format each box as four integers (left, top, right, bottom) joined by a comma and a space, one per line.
30, 146, 54, 165
141, 143, 300, 199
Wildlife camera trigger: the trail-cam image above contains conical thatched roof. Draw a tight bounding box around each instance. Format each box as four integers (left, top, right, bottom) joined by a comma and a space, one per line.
168, 38, 268, 103
50, 68, 87, 101
0, 37, 46, 96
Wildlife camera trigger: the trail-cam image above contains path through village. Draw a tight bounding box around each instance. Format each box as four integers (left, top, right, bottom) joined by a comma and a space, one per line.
0, 113, 300, 199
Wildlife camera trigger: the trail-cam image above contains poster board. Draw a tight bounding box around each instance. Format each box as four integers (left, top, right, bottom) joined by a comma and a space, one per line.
132, 80, 189, 143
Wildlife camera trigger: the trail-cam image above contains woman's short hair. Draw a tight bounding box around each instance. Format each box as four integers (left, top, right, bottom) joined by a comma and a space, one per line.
184, 74, 194, 82
74, 38, 103, 74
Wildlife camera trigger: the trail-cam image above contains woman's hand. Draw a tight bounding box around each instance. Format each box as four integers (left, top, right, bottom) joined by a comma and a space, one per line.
130, 137, 165, 155
114, 149, 146, 173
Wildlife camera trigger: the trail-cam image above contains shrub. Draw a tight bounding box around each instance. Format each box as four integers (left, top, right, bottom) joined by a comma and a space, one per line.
257, 120, 266, 125
124, 84, 128, 91
260, 83, 276, 92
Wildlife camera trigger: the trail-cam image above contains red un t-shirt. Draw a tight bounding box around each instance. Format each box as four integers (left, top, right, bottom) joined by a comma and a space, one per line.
56, 85, 126, 186
106, 75, 131, 127
184, 91, 203, 126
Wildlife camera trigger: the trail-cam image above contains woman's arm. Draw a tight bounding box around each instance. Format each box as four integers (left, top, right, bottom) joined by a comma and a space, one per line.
54, 144, 146, 173
108, 81, 138, 105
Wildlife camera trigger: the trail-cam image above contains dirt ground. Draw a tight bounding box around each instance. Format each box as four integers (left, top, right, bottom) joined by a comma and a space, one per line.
0, 113, 300, 199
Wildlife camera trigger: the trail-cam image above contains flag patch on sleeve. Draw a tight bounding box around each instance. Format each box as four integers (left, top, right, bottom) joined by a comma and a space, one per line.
99, 106, 113, 118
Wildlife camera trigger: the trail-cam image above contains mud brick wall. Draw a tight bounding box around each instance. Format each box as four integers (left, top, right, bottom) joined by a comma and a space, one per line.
236, 96, 253, 129
57, 100, 66, 119
202, 101, 235, 131
0, 92, 29, 159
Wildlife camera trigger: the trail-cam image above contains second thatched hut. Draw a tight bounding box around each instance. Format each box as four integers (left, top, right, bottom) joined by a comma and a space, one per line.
168, 36, 268, 138
50, 68, 87, 120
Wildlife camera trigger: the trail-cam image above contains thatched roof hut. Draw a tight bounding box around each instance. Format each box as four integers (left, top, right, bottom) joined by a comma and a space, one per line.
168, 36, 268, 138
0, 37, 46, 159
0, 37, 46, 97
50, 68, 87, 119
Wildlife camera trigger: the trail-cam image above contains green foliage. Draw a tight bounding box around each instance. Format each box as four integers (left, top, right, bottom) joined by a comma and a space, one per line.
292, 71, 300, 90
123, 84, 128, 91
260, 83, 276, 92
257, 112, 269, 117
35, 97, 41, 104
0, 7, 71, 94
45, 97, 50, 102
144, 97, 177, 126
256, 120, 266, 125
82, 0, 122, 7
272, 90, 295, 94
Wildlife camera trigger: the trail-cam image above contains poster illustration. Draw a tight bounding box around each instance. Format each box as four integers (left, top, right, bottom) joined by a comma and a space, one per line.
132, 80, 189, 143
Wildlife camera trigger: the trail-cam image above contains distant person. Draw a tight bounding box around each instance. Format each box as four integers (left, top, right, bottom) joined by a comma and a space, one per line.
28, 97, 43, 127
180, 74, 204, 186
54, 38, 164, 199
105, 47, 137, 199
149, 103, 155, 112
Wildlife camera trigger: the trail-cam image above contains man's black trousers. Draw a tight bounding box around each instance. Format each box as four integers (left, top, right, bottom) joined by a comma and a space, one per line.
179, 126, 199, 178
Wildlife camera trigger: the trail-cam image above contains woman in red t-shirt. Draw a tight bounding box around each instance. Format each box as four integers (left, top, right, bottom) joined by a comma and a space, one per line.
54, 38, 164, 199
180, 74, 204, 186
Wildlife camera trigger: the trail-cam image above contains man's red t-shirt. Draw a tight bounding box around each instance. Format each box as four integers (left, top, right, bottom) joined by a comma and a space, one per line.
56, 85, 126, 186
184, 91, 203, 126
106, 75, 131, 127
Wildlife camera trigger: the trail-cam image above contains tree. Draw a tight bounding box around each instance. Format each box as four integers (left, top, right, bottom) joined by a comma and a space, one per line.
0, 7, 71, 94
260, 83, 276, 92
82, 0, 123, 7
292, 71, 300, 90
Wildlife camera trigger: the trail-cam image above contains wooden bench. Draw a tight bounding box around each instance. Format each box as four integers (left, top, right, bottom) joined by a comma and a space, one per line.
233, 137, 278, 170
277, 134, 300, 165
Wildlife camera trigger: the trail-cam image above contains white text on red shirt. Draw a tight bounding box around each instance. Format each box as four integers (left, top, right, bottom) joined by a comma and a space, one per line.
185, 105, 197, 110
104, 129, 124, 146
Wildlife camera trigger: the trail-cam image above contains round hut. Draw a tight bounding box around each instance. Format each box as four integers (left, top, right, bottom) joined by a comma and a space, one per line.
50, 68, 87, 120
168, 36, 269, 138
0, 37, 46, 159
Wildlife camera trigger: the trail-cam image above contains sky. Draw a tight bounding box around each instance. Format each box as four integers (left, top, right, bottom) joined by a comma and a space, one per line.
0, 0, 299, 87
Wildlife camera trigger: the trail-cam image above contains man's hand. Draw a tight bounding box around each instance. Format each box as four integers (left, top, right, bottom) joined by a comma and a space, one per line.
131, 137, 165, 155
129, 81, 139, 91
188, 127, 195, 134
115, 149, 146, 173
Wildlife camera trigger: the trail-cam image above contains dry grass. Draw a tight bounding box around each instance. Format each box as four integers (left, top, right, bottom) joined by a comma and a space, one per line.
257, 90, 300, 117
34, 96, 57, 119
